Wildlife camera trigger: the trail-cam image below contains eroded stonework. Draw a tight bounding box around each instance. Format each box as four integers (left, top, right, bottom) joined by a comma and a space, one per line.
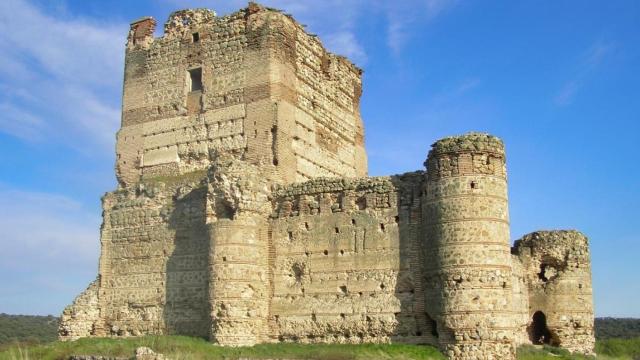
60, 3, 595, 359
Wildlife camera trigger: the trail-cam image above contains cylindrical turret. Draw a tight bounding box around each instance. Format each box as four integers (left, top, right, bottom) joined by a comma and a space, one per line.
422, 133, 516, 359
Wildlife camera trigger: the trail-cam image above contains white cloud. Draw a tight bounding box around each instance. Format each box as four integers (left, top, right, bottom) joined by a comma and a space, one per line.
0, 0, 125, 151
0, 185, 101, 314
554, 40, 614, 106
383, 0, 458, 56
325, 31, 368, 65
0, 186, 100, 268
0, 102, 46, 141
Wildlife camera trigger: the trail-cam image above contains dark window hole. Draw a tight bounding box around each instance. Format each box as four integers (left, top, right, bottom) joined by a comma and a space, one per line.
188, 67, 202, 92
529, 311, 556, 346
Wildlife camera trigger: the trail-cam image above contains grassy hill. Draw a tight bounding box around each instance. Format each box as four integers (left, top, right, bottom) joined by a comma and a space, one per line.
0, 314, 58, 345
596, 318, 640, 339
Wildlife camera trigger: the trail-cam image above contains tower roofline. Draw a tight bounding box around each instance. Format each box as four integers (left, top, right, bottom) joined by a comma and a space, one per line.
128, 2, 363, 75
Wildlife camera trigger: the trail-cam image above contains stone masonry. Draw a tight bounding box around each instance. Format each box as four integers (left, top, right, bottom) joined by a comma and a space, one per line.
59, 3, 595, 359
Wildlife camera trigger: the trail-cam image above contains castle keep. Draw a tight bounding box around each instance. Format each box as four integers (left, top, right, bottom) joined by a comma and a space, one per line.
59, 4, 595, 359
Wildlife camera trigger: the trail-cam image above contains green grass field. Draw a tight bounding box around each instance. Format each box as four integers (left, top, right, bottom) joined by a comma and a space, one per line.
1, 337, 639, 360
0, 336, 445, 360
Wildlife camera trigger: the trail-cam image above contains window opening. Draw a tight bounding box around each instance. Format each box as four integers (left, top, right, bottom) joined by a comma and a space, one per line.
188, 68, 202, 92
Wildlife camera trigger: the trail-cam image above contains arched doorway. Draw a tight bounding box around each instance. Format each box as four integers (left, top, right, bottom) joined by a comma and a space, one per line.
529, 311, 553, 345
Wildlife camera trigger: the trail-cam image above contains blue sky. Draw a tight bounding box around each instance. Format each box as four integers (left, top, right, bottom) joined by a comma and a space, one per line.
0, 0, 638, 317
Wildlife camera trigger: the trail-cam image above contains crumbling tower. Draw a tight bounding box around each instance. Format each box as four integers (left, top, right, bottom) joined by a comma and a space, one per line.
117, 5, 367, 188
423, 133, 516, 359
59, 3, 595, 359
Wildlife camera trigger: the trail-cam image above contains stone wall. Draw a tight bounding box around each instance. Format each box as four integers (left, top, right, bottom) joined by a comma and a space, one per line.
512, 231, 595, 354
59, 279, 101, 340
423, 133, 516, 359
115, 4, 367, 187
96, 173, 211, 338
269, 174, 433, 345
60, 3, 596, 359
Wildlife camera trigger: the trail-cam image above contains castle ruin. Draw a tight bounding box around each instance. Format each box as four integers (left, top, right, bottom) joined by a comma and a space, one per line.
59, 4, 595, 359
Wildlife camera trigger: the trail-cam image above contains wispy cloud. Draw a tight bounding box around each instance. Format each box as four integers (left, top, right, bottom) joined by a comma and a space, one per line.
0, 186, 100, 266
0, 0, 125, 151
0, 185, 101, 314
554, 40, 614, 106
325, 31, 368, 64
383, 0, 458, 56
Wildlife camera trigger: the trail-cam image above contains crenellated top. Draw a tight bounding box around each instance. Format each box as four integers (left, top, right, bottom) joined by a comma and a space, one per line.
425, 132, 507, 180
271, 172, 423, 218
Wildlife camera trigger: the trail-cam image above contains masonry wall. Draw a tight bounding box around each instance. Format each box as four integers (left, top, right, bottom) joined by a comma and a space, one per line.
97, 176, 211, 338
60, 3, 596, 359
422, 134, 516, 359
269, 14, 366, 182
116, 4, 366, 187
512, 231, 595, 354
269, 175, 434, 344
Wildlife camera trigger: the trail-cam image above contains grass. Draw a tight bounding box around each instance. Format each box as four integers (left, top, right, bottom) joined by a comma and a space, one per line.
2, 337, 639, 360
0, 336, 445, 360
596, 338, 640, 359
517, 338, 640, 359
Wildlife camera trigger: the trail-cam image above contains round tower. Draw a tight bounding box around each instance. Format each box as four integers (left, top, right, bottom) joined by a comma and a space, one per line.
422, 133, 516, 359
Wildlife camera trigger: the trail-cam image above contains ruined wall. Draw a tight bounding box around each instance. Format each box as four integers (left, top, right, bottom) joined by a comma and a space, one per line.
116, 4, 366, 187
268, 13, 366, 182
117, 9, 249, 186
60, 3, 596, 359
59, 279, 101, 340
269, 174, 434, 345
205, 154, 272, 346
512, 231, 595, 354
96, 174, 211, 338
422, 133, 516, 359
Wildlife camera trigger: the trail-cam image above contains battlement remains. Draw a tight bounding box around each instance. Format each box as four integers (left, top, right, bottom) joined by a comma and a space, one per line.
60, 4, 595, 360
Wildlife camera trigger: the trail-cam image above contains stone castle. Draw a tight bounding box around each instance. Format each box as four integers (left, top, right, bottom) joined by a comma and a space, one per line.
59, 3, 595, 359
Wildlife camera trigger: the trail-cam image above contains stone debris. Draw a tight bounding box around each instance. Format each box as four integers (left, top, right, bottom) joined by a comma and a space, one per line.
135, 347, 166, 360
59, 2, 595, 359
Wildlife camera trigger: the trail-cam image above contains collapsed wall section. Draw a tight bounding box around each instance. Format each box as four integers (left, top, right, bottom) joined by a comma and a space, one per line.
512, 230, 595, 354
269, 174, 433, 344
